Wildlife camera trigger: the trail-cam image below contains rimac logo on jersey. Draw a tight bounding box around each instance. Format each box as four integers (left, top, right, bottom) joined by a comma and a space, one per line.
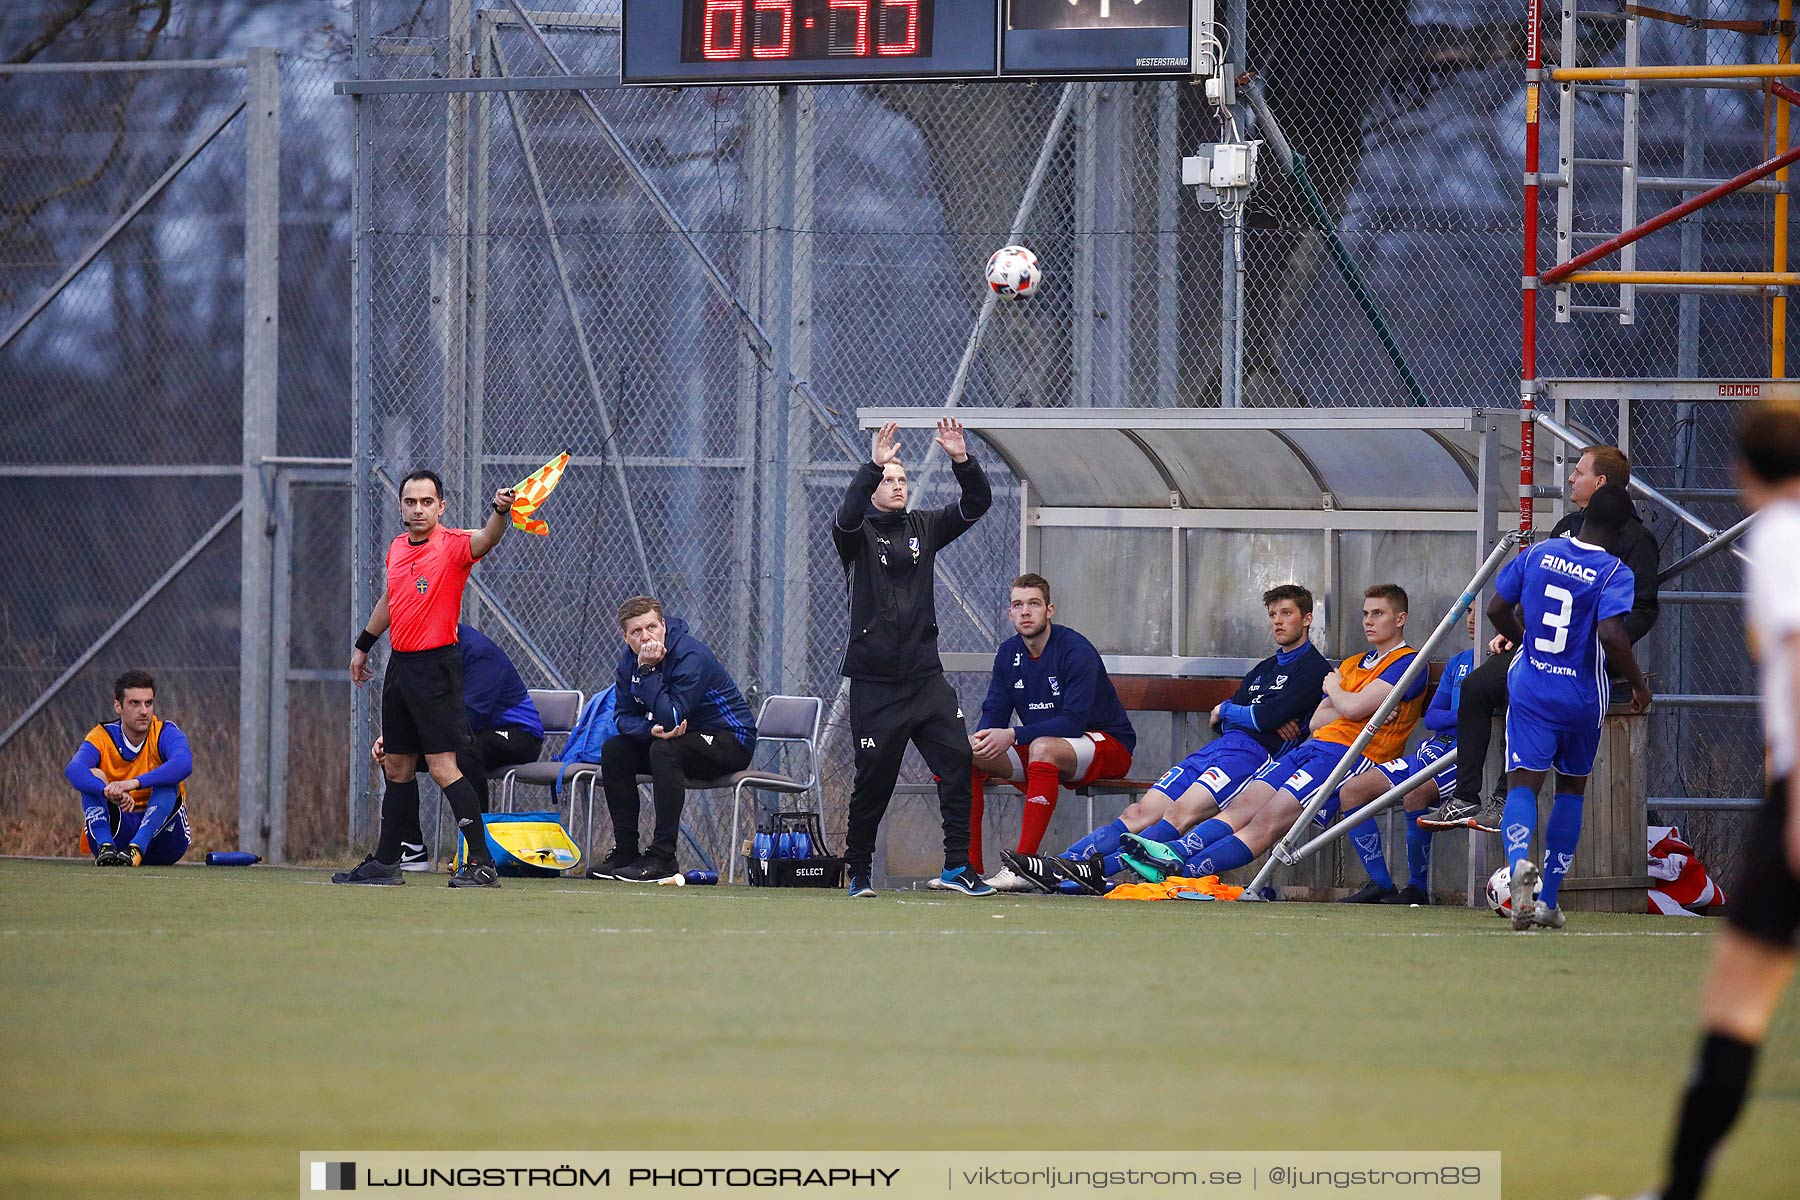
1542, 553, 1599, 584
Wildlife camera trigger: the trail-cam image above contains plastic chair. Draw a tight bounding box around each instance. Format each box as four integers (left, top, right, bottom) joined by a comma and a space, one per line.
627, 694, 823, 884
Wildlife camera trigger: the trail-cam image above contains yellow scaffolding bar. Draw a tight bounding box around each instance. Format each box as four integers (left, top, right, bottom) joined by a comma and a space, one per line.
1552, 63, 1800, 81
1562, 270, 1800, 285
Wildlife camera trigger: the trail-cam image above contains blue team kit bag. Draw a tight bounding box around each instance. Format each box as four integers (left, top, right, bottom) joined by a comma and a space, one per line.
556, 685, 617, 796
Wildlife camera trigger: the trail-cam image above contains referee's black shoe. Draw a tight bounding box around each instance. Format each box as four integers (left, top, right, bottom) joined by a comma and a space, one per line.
1338, 881, 1398, 904
331, 855, 404, 885
448, 861, 501, 888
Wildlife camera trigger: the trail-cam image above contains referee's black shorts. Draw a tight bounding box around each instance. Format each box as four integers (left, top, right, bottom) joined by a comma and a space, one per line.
1724, 776, 1800, 949
382, 645, 470, 757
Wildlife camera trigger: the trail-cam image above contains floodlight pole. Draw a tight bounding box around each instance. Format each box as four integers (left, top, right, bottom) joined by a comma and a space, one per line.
1241, 530, 1522, 899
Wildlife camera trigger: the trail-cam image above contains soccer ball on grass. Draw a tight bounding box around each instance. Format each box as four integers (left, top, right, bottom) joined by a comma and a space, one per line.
1486, 864, 1543, 918
984, 245, 1041, 300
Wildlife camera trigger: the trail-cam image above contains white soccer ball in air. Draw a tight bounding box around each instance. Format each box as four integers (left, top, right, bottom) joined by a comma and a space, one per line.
1486, 864, 1542, 918
985, 244, 1041, 301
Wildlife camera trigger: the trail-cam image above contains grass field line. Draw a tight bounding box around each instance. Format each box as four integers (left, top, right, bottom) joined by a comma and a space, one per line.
0, 923, 1711, 939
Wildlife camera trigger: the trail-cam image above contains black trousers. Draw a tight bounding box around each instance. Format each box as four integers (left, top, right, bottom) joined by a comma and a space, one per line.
398, 725, 543, 845
599, 730, 753, 860
845, 672, 973, 877
1455, 650, 1513, 798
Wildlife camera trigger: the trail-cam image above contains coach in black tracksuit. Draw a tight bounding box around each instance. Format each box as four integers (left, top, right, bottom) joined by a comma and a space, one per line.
835, 418, 991, 892
1454, 445, 1661, 812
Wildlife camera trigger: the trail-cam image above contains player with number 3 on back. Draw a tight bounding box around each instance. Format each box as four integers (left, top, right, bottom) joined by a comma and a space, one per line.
1487, 482, 1652, 931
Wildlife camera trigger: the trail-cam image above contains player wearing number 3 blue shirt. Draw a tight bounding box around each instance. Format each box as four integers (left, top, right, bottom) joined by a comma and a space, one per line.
1489, 483, 1652, 931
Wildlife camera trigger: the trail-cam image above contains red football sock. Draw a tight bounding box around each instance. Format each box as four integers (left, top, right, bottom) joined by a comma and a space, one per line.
968, 776, 986, 875
1018, 760, 1061, 854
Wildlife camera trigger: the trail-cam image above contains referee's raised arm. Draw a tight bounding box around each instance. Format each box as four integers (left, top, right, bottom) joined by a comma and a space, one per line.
470, 485, 517, 559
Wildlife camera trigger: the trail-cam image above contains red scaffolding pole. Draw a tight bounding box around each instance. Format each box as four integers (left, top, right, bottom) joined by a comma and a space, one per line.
1521, 0, 1543, 539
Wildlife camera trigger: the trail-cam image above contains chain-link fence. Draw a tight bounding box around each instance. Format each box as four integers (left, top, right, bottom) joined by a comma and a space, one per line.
3, 1, 1770, 888
344, 1, 1778, 885
0, 4, 352, 862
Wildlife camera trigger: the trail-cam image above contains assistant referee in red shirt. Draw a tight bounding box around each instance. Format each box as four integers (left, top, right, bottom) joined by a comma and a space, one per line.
333, 469, 517, 888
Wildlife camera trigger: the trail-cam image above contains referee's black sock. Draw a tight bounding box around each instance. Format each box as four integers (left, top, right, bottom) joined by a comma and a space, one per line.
1663, 1030, 1758, 1200
443, 776, 492, 865
374, 778, 419, 864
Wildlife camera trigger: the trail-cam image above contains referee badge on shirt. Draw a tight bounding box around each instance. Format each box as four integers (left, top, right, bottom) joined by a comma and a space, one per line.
414, 576, 428, 595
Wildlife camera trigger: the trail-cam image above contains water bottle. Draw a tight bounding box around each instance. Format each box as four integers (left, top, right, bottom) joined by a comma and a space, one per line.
793, 831, 812, 859
684, 870, 719, 885
777, 831, 793, 859
205, 851, 261, 866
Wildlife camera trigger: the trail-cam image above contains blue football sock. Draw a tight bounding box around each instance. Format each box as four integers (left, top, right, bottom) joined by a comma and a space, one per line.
1503, 785, 1538, 875
1178, 817, 1234, 857
1137, 818, 1180, 845
1061, 831, 1097, 859
1348, 819, 1393, 889
131, 786, 183, 852
1184, 835, 1255, 877
1540, 793, 1584, 908
1404, 809, 1431, 891
1101, 852, 1122, 876
1067, 818, 1128, 860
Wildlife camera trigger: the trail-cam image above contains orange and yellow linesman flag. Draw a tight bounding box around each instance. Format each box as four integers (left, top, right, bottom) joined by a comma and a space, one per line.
510, 452, 569, 536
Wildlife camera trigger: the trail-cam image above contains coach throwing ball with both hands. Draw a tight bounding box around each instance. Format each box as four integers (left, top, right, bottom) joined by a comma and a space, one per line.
334, 469, 516, 888
835, 418, 992, 898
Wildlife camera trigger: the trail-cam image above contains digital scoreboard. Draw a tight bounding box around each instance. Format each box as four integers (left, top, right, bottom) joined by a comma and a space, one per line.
624, 1, 994, 84
621, 1, 1212, 86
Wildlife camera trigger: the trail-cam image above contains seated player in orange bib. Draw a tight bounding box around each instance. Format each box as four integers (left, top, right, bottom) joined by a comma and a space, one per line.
64, 670, 193, 867
1099, 584, 1427, 900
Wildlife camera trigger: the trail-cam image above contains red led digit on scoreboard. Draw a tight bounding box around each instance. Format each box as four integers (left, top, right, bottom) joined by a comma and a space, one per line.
750, 0, 794, 58
876, 0, 919, 56
830, 0, 871, 56
702, 0, 743, 59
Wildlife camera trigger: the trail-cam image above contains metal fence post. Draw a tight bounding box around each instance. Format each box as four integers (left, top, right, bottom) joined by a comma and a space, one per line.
782, 88, 817, 696
442, 0, 473, 526
266, 471, 294, 862
238, 46, 280, 857
1221, 0, 1248, 408
349, 12, 375, 846
1074, 85, 1126, 408
755, 87, 802, 697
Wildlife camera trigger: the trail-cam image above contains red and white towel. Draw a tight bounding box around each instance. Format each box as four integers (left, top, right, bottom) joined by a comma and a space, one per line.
1647, 825, 1727, 916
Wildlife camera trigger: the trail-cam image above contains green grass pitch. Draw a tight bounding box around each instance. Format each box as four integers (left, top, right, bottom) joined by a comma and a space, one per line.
1, 858, 1796, 1199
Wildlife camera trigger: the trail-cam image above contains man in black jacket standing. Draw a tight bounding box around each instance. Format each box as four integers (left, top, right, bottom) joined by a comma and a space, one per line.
1431, 443, 1661, 829
835, 417, 993, 898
